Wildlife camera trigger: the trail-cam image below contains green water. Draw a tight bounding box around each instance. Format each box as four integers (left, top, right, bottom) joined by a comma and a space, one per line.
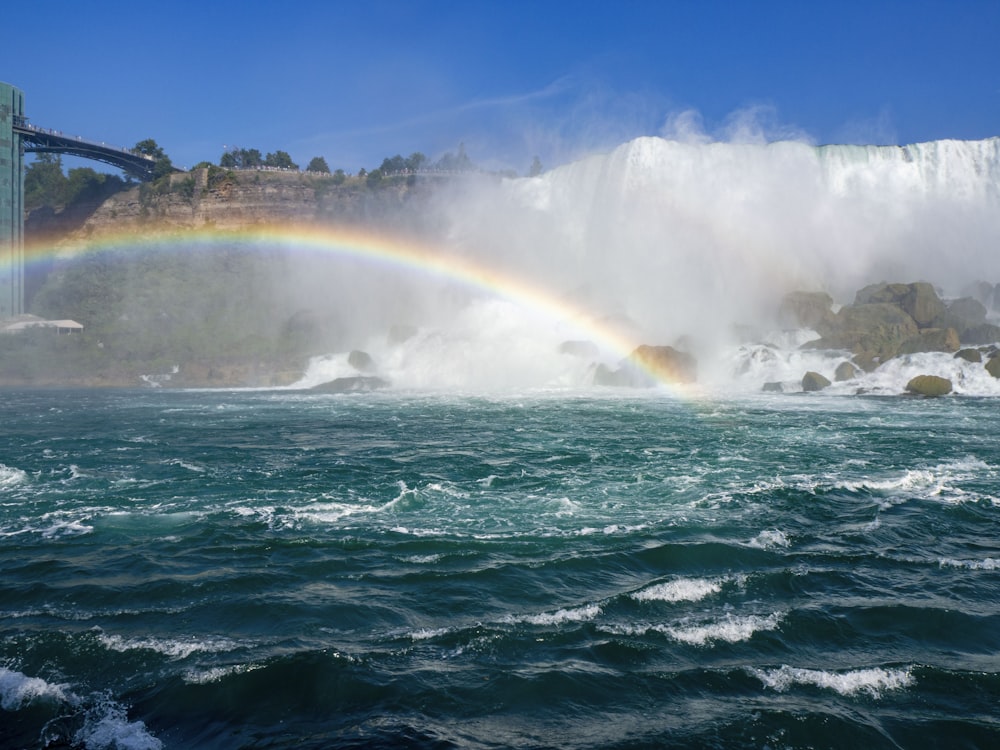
2, 388, 999, 748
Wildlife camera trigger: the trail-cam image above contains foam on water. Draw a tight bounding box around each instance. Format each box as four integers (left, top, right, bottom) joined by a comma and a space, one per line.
0, 667, 70, 709
601, 612, 784, 645
939, 557, 1000, 570
631, 577, 723, 603
0, 463, 28, 489
664, 612, 784, 646
75, 699, 163, 750
0, 668, 162, 750
750, 665, 915, 698
97, 632, 243, 660
747, 529, 791, 549
836, 457, 996, 506
505, 603, 603, 627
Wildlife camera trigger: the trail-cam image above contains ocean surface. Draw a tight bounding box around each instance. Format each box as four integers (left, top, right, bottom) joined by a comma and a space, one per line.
2, 386, 1000, 749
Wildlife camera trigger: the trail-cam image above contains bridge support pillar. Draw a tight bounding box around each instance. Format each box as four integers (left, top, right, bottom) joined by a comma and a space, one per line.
0, 81, 25, 319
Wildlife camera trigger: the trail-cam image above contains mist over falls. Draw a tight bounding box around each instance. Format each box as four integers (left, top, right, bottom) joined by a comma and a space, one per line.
297, 134, 1000, 390
440, 136, 1000, 347
20, 135, 1000, 391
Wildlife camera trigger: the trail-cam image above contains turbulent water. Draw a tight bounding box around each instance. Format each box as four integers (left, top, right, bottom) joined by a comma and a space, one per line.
3, 386, 1000, 749
4, 134, 1000, 748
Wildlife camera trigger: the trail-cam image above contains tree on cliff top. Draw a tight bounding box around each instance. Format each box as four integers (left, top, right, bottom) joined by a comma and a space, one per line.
134, 139, 174, 179
265, 151, 298, 170
306, 156, 330, 174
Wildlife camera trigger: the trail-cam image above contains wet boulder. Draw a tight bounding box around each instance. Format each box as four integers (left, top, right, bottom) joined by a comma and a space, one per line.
593, 345, 698, 387
762, 381, 784, 393
897, 327, 960, 355
834, 361, 859, 381
961, 323, 1000, 346
627, 345, 698, 385
802, 371, 831, 392
855, 281, 944, 327
945, 297, 988, 326
805, 303, 919, 361
348, 350, 376, 372
905, 375, 952, 397
954, 348, 982, 363
986, 355, 1000, 379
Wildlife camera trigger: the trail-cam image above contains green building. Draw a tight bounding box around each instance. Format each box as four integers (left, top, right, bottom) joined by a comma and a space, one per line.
0, 81, 25, 319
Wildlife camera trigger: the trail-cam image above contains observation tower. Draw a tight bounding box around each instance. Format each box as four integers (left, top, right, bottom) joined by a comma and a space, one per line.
0, 81, 25, 319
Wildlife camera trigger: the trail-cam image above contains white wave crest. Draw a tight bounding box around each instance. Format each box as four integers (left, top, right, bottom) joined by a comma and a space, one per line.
77, 699, 163, 750
182, 663, 261, 685
0, 463, 28, 489
750, 665, 914, 697
506, 603, 602, 626
666, 612, 783, 646
747, 529, 790, 549
631, 577, 722, 603
98, 632, 241, 660
0, 667, 70, 709
0, 668, 162, 749
939, 557, 1000, 570
409, 627, 452, 640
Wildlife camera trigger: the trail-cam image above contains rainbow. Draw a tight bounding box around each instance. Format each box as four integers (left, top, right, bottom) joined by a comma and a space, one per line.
19, 223, 696, 392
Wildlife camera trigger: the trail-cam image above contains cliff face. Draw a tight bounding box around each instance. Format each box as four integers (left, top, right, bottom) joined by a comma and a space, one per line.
10, 169, 451, 388
68, 168, 439, 238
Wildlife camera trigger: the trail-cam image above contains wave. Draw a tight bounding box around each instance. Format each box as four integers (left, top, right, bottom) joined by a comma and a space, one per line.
0, 667, 162, 750
502, 603, 602, 627
0, 462, 28, 489
0, 667, 70, 710
96, 632, 244, 660
630, 576, 724, 603
601, 611, 784, 646
749, 664, 915, 698
939, 557, 1000, 570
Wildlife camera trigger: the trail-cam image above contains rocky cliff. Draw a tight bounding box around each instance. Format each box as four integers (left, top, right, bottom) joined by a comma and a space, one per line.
66, 168, 441, 237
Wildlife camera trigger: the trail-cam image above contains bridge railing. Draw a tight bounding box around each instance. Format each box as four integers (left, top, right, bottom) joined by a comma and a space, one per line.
13, 117, 156, 162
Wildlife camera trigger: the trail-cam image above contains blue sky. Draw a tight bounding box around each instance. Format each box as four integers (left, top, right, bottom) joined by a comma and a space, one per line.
4, 0, 999, 174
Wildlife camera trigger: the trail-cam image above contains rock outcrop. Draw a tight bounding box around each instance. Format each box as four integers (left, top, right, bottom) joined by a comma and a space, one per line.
778, 291, 835, 330
67, 168, 436, 237
311, 376, 390, 393
796, 281, 1000, 369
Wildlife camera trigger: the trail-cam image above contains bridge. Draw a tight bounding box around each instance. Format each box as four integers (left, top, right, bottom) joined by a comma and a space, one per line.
13, 116, 162, 181
2, 81, 176, 318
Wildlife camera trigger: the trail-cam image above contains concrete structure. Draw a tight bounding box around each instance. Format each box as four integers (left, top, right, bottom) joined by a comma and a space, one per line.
0, 81, 177, 318
0, 82, 25, 319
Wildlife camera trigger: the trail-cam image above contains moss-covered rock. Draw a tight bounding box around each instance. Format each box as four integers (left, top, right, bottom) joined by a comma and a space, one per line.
905, 374, 952, 397
954, 348, 982, 363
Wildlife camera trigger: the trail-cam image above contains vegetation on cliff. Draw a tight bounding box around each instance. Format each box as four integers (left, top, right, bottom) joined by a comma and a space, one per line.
24, 154, 130, 212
